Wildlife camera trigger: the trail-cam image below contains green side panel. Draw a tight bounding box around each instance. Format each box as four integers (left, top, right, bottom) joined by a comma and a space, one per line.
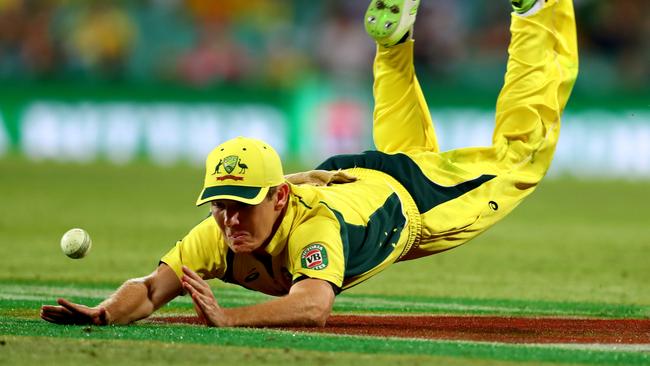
316, 151, 496, 212
322, 194, 406, 279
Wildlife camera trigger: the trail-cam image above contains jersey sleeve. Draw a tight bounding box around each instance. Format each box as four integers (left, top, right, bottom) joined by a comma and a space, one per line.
287, 216, 345, 288
160, 217, 227, 280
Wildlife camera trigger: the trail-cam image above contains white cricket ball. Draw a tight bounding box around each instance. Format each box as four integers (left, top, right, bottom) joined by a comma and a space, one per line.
60, 228, 92, 259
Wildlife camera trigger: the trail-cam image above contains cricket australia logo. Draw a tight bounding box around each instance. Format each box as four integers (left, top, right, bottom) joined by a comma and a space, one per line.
212, 155, 249, 181
300, 244, 328, 270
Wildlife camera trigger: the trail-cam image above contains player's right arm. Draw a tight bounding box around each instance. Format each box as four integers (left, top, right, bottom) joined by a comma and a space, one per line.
41, 216, 222, 326
40, 263, 182, 325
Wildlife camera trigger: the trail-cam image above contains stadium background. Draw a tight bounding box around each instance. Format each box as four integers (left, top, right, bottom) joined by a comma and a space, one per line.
0, 0, 648, 177
1, 2, 650, 364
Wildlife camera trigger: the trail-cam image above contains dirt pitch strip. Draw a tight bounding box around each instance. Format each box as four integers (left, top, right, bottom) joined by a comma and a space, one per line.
154, 314, 650, 347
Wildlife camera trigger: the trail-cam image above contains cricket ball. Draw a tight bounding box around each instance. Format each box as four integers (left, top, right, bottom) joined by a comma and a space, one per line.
60, 228, 92, 259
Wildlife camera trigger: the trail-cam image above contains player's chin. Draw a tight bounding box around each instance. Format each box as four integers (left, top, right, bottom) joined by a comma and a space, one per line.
228, 239, 260, 254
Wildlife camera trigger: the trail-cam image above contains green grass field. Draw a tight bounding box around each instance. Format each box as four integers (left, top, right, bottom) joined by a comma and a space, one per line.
1, 157, 649, 365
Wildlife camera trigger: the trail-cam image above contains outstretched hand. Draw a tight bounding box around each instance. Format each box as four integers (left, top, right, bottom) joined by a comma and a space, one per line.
40, 298, 108, 325
181, 266, 228, 327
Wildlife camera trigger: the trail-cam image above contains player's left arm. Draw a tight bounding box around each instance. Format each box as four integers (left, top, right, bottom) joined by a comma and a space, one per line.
181, 265, 335, 327
41, 263, 182, 325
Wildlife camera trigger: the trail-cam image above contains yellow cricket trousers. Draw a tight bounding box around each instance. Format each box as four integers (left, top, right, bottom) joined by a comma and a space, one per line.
369, 0, 579, 260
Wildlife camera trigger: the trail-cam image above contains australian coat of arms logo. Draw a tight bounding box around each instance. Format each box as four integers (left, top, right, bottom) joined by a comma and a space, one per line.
212, 155, 249, 181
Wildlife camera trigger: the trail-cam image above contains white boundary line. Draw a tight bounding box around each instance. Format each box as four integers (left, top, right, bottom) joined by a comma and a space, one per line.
1, 283, 646, 316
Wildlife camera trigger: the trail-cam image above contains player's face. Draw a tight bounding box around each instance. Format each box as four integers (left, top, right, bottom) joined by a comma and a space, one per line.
210, 185, 288, 254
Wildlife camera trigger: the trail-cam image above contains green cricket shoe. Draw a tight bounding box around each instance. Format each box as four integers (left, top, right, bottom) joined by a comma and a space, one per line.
511, 0, 539, 14
365, 0, 420, 47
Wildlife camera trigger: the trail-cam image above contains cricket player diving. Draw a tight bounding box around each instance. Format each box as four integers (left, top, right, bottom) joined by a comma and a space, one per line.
41, 0, 578, 327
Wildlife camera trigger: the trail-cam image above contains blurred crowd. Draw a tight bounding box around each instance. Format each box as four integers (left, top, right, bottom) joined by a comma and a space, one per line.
0, 0, 648, 91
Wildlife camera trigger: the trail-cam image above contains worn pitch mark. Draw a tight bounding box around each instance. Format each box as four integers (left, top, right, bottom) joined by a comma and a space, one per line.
152, 315, 650, 345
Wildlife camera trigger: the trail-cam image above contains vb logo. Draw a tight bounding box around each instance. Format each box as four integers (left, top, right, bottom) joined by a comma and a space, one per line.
300, 244, 329, 270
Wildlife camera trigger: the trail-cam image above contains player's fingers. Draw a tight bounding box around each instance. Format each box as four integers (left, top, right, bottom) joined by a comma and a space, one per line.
188, 283, 212, 305
185, 282, 223, 327
191, 291, 204, 308
182, 273, 210, 295
184, 280, 219, 323
191, 294, 212, 326
42, 311, 77, 324
185, 283, 208, 314
192, 292, 218, 323
40, 308, 75, 324
41, 305, 74, 317
57, 299, 101, 324
181, 268, 204, 289
182, 265, 200, 279
57, 298, 74, 307
41, 304, 64, 313
182, 266, 209, 289
40, 310, 61, 324
193, 288, 220, 314
192, 299, 206, 320
41, 313, 63, 324
182, 280, 196, 295
183, 281, 209, 306
57, 298, 89, 314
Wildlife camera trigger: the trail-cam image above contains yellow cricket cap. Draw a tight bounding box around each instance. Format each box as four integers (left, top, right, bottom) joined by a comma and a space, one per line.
196, 137, 285, 206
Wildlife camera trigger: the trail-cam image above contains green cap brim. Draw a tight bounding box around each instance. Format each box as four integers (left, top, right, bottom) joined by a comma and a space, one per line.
196, 185, 269, 206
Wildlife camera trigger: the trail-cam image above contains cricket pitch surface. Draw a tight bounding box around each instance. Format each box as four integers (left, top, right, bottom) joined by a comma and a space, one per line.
154, 314, 650, 345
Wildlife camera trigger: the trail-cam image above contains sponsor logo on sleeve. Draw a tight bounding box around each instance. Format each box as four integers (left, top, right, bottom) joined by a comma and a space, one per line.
300, 244, 328, 270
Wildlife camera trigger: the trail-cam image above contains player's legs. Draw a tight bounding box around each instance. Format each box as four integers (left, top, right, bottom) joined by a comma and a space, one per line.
550, 0, 579, 112
400, 0, 578, 260
492, 0, 578, 172
365, 0, 440, 153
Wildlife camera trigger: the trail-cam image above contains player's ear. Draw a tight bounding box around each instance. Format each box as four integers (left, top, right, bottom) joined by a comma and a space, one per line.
274, 183, 290, 210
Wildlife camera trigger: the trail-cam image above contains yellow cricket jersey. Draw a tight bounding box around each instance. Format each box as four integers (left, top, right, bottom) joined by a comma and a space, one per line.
161, 167, 421, 296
